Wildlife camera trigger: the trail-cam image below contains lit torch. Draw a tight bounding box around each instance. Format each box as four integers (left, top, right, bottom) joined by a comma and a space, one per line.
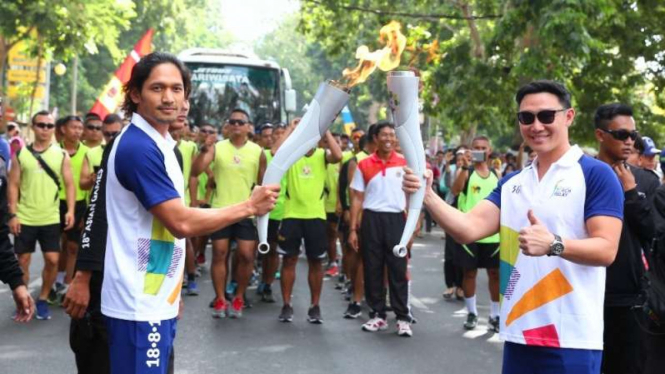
257, 21, 408, 254
387, 70, 425, 258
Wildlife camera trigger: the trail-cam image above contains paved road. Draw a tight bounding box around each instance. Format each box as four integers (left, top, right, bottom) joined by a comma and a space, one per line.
0, 228, 503, 374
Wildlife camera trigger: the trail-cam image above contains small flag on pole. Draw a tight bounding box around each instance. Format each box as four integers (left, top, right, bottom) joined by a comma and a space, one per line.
89, 29, 154, 118
341, 106, 356, 135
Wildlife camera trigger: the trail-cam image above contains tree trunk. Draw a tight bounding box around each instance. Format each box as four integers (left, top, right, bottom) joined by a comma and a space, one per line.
458, 1, 485, 60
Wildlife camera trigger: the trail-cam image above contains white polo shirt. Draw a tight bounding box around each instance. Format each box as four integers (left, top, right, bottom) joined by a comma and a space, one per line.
486, 145, 623, 350
102, 113, 185, 322
351, 151, 407, 213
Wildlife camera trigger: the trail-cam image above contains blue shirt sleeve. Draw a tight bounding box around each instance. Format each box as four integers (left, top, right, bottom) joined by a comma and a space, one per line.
579, 156, 624, 221
0, 138, 10, 164
486, 170, 520, 209
114, 126, 180, 211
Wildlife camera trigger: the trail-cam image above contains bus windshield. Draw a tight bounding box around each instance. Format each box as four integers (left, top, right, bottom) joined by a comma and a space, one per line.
186, 63, 281, 128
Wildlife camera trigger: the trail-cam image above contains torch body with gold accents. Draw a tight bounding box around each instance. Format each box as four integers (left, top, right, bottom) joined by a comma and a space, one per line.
257, 82, 350, 254
388, 71, 425, 258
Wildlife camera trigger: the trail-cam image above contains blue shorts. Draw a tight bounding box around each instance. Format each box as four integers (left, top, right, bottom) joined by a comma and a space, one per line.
106, 316, 177, 374
502, 342, 602, 374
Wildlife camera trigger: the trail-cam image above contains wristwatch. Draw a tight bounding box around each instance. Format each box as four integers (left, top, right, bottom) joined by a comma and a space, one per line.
547, 234, 564, 257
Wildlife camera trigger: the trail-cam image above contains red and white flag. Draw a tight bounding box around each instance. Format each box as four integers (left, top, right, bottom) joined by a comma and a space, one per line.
89, 29, 154, 118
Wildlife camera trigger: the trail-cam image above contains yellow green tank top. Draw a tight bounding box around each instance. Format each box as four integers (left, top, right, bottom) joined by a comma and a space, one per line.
265, 150, 287, 220
284, 148, 327, 220
59, 142, 89, 202
356, 150, 369, 162
17, 144, 65, 226
178, 140, 197, 205
84, 145, 104, 203
324, 160, 340, 213
458, 169, 500, 243
342, 150, 354, 163
211, 139, 262, 208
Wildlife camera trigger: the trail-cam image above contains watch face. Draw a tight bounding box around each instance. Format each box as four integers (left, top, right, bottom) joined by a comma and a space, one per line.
552, 243, 564, 255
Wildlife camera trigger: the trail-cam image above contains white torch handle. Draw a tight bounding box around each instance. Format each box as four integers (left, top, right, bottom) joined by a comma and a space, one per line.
257, 83, 349, 254
388, 72, 424, 258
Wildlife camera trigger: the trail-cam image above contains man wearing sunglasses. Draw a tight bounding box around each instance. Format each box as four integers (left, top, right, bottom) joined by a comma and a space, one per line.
192, 108, 267, 319
593, 103, 660, 374
8, 110, 76, 320
80, 114, 124, 194
82, 113, 104, 148
404, 80, 624, 374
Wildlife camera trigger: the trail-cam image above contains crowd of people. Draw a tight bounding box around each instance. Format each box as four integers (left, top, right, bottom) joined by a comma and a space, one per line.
0, 52, 664, 374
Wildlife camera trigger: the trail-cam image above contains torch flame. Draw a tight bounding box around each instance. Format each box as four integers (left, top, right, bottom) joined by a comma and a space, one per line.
341, 21, 407, 88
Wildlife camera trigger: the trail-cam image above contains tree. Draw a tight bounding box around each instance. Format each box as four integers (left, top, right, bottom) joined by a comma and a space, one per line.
0, 0, 135, 122
298, 0, 665, 147
50, 0, 233, 114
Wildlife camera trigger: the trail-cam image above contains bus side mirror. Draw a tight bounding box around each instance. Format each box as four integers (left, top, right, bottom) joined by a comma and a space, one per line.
285, 89, 297, 113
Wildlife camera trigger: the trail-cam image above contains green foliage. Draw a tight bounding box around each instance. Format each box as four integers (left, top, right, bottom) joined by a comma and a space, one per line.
49, 0, 233, 115
299, 0, 665, 148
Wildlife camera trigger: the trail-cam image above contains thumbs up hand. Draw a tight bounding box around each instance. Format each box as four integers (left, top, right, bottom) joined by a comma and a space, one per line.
518, 210, 555, 257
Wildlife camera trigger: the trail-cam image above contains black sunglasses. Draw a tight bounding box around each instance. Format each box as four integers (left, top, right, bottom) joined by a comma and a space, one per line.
517, 109, 567, 125
103, 131, 120, 139
227, 119, 247, 126
86, 125, 102, 131
600, 128, 639, 141
34, 122, 56, 130
200, 129, 216, 135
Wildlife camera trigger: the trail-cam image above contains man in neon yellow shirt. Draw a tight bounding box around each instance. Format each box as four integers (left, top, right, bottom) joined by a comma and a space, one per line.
192, 108, 267, 318
275, 120, 342, 323
56, 115, 90, 300
79, 114, 123, 194
8, 110, 75, 320
451, 135, 501, 332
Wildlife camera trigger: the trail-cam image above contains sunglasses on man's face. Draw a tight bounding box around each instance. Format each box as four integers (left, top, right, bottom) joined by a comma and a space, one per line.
34, 122, 56, 130
103, 131, 120, 139
517, 109, 567, 125
86, 125, 102, 131
200, 129, 216, 135
227, 119, 247, 126
600, 128, 639, 141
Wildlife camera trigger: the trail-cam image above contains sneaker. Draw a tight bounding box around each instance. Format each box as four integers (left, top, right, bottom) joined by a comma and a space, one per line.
261, 285, 275, 303
36, 300, 51, 320
196, 253, 206, 265
226, 281, 237, 296
55, 283, 69, 306
256, 282, 266, 296
228, 297, 244, 318
464, 313, 478, 330
343, 302, 362, 319
362, 317, 388, 332
307, 305, 323, 324
488, 316, 500, 333
278, 304, 294, 323
47, 282, 65, 305
325, 265, 339, 278
208, 298, 215, 308
211, 299, 227, 319
396, 320, 413, 337
186, 281, 199, 296
275, 271, 281, 280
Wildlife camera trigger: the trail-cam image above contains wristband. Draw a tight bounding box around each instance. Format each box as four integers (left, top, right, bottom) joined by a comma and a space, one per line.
8, 213, 16, 220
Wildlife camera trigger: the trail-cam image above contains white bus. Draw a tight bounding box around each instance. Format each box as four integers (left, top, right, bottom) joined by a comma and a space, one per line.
178, 48, 296, 128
